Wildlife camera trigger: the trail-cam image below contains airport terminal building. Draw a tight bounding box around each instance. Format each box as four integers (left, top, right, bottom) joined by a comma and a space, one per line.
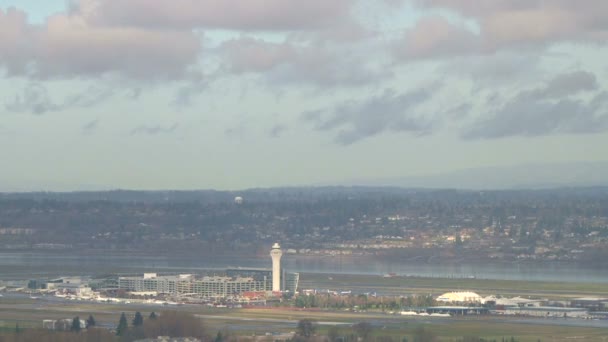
118, 243, 299, 298
118, 273, 265, 298
118, 270, 299, 298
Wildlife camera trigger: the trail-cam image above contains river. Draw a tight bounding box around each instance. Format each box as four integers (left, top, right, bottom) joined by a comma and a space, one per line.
0, 251, 606, 283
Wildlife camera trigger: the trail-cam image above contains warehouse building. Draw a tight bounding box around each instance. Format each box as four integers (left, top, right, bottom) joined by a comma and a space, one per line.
436, 291, 484, 304
499, 306, 588, 318
570, 297, 608, 311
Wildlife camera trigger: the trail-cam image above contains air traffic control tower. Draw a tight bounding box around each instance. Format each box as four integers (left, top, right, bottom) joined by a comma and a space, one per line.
270, 242, 283, 291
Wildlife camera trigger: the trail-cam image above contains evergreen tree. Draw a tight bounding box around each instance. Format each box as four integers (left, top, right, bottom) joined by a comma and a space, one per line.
133, 311, 144, 327
86, 314, 96, 328
15, 323, 20, 334
412, 326, 436, 342
71, 316, 81, 332
116, 312, 128, 336
149, 311, 157, 320
328, 326, 340, 342
296, 319, 317, 338
215, 331, 224, 342
353, 322, 373, 342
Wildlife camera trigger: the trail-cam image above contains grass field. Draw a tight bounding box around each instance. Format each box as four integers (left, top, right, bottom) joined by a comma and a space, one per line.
2, 298, 607, 341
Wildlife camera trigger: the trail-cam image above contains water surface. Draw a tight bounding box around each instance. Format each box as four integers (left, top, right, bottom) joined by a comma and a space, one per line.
0, 252, 606, 283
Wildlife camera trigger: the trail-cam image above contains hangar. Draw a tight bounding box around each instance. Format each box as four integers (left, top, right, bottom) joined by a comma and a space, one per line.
436, 291, 484, 304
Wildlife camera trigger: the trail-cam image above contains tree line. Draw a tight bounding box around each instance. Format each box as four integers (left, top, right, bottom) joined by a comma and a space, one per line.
294, 293, 436, 310
0, 311, 206, 342
0, 314, 546, 342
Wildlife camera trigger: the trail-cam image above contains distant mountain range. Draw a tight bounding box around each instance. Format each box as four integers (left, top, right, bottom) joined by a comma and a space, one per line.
2, 161, 608, 194
344, 161, 608, 190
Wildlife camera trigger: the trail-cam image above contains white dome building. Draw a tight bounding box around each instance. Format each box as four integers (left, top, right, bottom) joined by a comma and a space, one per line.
436, 291, 484, 304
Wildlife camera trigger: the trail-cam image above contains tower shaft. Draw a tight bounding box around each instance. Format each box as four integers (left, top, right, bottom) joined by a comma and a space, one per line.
270, 243, 282, 292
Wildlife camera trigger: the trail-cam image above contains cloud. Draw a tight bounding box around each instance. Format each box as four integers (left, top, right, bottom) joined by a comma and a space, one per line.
530, 71, 598, 99
0, 7, 202, 80
126, 88, 142, 100
303, 88, 434, 145
130, 123, 179, 135
394, 16, 479, 59
5, 83, 115, 114
220, 38, 295, 74
63, 86, 115, 108
5, 84, 59, 114
2, 1, 369, 83
76, 0, 356, 31
219, 37, 391, 87
223, 120, 252, 141
82, 119, 99, 134
0, 8, 35, 76
269, 124, 288, 138
38, 14, 202, 80
463, 71, 608, 139
411, 0, 608, 53
445, 103, 473, 120
172, 80, 209, 108
443, 52, 541, 85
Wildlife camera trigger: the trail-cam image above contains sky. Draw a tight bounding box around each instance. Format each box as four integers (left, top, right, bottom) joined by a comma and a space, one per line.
1, 0, 607, 191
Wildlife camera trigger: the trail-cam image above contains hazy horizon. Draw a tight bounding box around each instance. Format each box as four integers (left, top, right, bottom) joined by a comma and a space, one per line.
2, 160, 608, 192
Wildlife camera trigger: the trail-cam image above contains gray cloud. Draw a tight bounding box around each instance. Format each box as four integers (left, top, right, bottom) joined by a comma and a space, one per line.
5, 84, 60, 114
301, 110, 323, 123
65, 86, 115, 108
463, 71, 607, 139
531, 71, 598, 99
82, 119, 99, 134
172, 80, 209, 108
126, 88, 142, 100
5, 84, 115, 115
269, 124, 288, 138
130, 123, 179, 136
303, 88, 434, 145
219, 37, 391, 87
445, 103, 473, 120
223, 120, 251, 142
442, 52, 542, 86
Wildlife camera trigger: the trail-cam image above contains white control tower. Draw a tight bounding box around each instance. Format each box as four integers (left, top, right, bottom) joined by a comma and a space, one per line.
270, 242, 283, 292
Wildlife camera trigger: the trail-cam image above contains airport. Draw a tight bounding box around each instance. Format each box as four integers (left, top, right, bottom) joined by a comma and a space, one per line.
108, 243, 299, 299
4, 245, 607, 321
